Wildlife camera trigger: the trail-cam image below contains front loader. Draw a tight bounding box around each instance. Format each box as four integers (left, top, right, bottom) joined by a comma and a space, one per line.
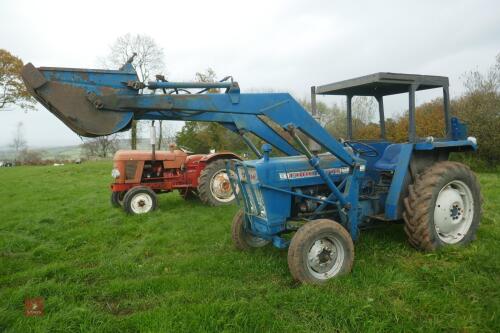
22, 58, 481, 284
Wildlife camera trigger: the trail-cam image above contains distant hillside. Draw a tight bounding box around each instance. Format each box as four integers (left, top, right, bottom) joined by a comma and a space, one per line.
0, 137, 166, 161
0, 145, 83, 161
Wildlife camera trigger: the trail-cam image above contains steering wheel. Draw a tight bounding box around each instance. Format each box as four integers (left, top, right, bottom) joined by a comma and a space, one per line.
343, 141, 379, 157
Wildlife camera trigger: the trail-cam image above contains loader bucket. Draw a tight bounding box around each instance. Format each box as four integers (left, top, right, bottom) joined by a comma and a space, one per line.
21, 63, 139, 137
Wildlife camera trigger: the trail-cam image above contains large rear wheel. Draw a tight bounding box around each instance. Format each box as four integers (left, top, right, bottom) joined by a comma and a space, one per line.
403, 161, 482, 251
198, 159, 237, 206
288, 219, 354, 284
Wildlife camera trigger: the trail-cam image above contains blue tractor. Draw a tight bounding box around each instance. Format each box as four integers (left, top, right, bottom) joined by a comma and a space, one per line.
22, 60, 481, 284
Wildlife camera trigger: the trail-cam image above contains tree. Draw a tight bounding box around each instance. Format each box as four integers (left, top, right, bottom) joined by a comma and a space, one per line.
176, 68, 249, 153
453, 53, 500, 164
100, 34, 166, 149
0, 49, 35, 110
195, 68, 217, 88
175, 121, 210, 153
300, 96, 375, 139
81, 134, 120, 159
157, 121, 175, 150
10, 121, 27, 161
17, 149, 43, 165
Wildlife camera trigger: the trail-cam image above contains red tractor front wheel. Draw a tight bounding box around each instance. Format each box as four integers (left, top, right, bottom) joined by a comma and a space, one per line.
123, 186, 158, 215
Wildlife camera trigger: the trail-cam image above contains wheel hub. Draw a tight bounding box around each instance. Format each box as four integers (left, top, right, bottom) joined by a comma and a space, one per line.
210, 170, 236, 202
131, 193, 153, 214
308, 239, 338, 274
433, 180, 474, 243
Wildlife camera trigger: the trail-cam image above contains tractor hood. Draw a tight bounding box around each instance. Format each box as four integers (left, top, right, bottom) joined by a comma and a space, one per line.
21, 63, 138, 137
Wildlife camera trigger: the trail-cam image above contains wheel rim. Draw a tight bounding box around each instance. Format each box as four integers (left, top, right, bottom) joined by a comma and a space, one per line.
130, 193, 153, 214
210, 169, 237, 203
433, 180, 474, 244
306, 235, 345, 280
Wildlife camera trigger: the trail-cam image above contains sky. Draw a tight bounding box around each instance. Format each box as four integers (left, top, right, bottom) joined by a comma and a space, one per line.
0, 0, 499, 148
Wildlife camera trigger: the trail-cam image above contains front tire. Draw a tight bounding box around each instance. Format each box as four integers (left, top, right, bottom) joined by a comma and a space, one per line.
231, 210, 270, 250
123, 186, 158, 215
288, 219, 354, 284
110, 191, 125, 207
403, 161, 482, 251
198, 159, 237, 206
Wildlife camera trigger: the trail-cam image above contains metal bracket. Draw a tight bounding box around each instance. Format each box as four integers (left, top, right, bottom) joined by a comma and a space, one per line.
125, 80, 146, 90
227, 82, 240, 104
86, 92, 103, 110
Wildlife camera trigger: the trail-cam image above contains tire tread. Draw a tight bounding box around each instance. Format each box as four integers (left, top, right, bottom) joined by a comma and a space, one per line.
403, 161, 481, 251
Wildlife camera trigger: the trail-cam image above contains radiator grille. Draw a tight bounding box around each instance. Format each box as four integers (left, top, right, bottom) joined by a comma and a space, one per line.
125, 162, 137, 180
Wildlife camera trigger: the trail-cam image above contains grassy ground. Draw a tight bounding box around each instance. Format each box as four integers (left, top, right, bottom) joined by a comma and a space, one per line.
0, 161, 498, 332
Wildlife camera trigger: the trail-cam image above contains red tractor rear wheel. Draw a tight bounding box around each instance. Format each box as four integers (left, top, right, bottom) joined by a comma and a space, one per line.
197, 159, 237, 206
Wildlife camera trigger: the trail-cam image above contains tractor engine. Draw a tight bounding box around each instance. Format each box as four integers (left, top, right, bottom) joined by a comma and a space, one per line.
293, 186, 330, 214
141, 160, 164, 181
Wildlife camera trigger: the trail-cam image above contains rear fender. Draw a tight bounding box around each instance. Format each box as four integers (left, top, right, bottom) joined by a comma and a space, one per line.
384, 140, 476, 220
200, 152, 242, 164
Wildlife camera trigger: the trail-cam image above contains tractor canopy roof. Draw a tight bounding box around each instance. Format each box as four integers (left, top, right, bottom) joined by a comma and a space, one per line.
315, 72, 449, 96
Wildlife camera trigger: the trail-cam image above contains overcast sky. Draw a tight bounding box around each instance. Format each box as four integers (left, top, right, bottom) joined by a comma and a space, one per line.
1, 0, 499, 148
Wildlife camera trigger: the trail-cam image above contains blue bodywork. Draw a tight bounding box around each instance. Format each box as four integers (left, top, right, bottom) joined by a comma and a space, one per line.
21, 62, 478, 248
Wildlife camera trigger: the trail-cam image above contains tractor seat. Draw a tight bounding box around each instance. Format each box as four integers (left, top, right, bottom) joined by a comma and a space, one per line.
374, 144, 403, 171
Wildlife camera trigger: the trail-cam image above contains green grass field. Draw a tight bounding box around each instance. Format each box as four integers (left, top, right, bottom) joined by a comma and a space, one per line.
0, 161, 498, 332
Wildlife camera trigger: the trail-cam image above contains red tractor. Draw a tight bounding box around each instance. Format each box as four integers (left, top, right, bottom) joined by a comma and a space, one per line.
110, 145, 241, 214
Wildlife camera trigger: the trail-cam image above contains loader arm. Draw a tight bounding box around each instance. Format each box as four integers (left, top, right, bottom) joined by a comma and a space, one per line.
22, 63, 354, 165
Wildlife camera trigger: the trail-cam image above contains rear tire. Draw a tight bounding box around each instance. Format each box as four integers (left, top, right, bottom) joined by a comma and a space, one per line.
123, 186, 157, 215
288, 219, 354, 284
231, 209, 270, 250
110, 191, 125, 207
198, 159, 236, 206
403, 161, 482, 251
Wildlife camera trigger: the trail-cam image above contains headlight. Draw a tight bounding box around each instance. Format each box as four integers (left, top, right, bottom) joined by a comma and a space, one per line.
111, 168, 120, 179
237, 166, 267, 218
237, 167, 257, 183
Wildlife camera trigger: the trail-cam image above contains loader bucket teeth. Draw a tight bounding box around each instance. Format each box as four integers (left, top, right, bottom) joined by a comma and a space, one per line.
21, 63, 136, 137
